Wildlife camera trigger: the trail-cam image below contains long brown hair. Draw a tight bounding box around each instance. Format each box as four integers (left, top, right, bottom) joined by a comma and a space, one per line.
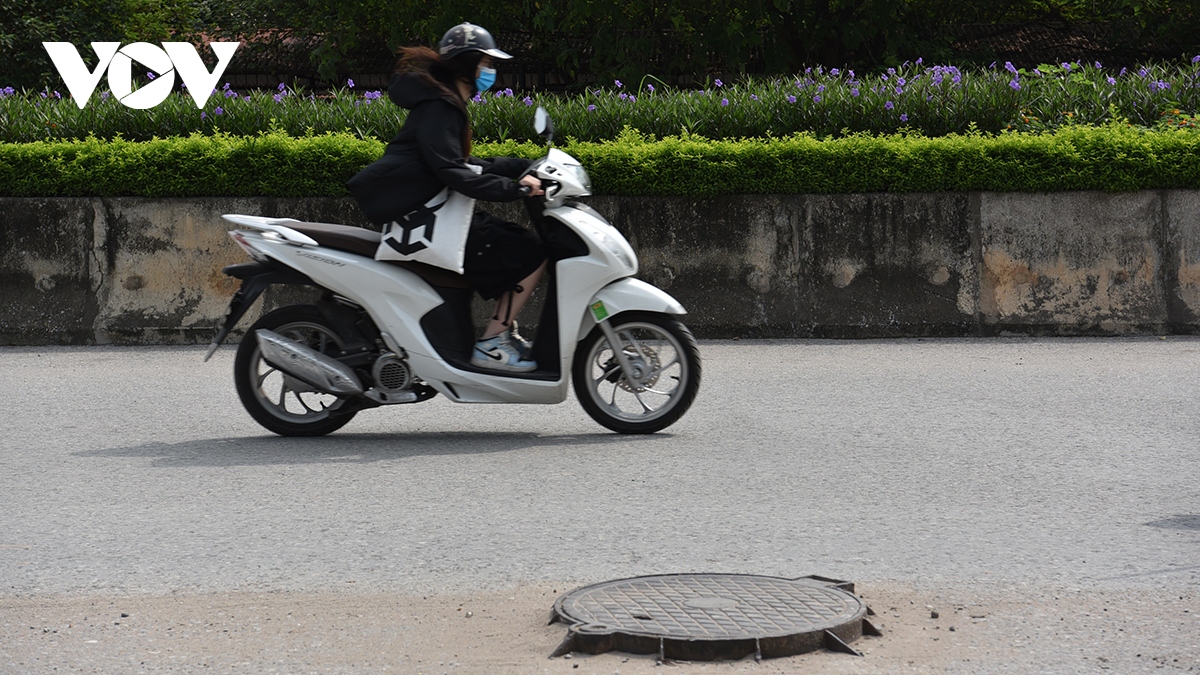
395, 46, 472, 157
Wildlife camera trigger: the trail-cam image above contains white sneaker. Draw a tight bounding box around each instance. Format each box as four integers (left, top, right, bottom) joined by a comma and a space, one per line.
471, 334, 537, 372
506, 320, 533, 360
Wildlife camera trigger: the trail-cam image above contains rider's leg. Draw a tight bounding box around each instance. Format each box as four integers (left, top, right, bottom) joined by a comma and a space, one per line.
481, 260, 547, 339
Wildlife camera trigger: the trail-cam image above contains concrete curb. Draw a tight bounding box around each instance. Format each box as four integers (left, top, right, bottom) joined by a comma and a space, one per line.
2, 191, 1198, 345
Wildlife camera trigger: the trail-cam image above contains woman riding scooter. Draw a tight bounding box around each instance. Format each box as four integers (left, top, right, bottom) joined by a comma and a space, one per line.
347, 23, 546, 373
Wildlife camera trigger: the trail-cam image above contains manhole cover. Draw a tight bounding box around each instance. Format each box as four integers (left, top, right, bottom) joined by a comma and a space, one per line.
550, 574, 881, 661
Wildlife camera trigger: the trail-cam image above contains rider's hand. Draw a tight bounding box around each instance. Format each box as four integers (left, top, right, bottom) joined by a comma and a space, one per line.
518, 174, 544, 197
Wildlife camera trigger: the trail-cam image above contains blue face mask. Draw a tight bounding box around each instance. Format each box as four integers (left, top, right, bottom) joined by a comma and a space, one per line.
475, 66, 497, 93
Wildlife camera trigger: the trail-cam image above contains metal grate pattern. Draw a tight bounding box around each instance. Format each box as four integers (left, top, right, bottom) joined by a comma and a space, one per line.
378, 361, 410, 390
555, 574, 865, 640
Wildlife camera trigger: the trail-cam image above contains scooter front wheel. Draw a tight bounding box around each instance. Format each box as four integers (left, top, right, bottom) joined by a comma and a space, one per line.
572, 311, 701, 434
234, 305, 358, 436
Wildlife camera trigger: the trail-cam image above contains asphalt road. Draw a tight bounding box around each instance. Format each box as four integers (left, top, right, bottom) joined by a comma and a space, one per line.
2, 338, 1199, 672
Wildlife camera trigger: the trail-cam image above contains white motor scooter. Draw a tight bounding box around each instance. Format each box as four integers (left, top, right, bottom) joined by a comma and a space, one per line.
206, 108, 700, 436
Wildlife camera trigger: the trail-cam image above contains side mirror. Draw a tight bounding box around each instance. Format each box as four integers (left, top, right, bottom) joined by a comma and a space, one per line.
534, 106, 554, 144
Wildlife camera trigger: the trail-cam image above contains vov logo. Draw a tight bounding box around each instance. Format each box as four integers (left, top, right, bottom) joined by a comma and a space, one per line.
43, 42, 240, 110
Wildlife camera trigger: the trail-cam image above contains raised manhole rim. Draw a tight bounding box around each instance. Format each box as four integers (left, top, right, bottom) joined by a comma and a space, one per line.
549, 566, 878, 658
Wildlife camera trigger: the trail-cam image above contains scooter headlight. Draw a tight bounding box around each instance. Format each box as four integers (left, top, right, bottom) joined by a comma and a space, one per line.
570, 163, 592, 195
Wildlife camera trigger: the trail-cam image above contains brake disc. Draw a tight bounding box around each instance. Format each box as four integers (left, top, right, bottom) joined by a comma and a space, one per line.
616, 345, 661, 392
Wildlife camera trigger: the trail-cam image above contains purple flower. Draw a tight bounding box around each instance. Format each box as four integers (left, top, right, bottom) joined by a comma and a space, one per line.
1009, 79, 1021, 91
629, 95, 636, 103
1005, 61, 1017, 74
0, 86, 14, 97
618, 92, 628, 101
787, 95, 796, 103
201, 112, 207, 119
750, 94, 759, 101
1150, 80, 1171, 92
887, 67, 896, 75
817, 84, 825, 93
895, 87, 904, 95
1138, 68, 1148, 78
989, 61, 996, 69
147, 71, 156, 80
721, 98, 729, 107
882, 74, 889, 82
347, 78, 355, 88
223, 82, 231, 90
851, 88, 859, 97
885, 100, 894, 110
900, 113, 908, 122
614, 79, 622, 88
278, 82, 286, 92
40, 91, 46, 98
523, 96, 533, 106
224, 89, 237, 98
214, 106, 223, 115
647, 84, 655, 92
1094, 61, 1103, 69
1193, 55, 1200, 64
1062, 62, 1071, 71
273, 93, 283, 103
715, 78, 723, 87
915, 58, 922, 66
1107, 76, 1116, 85
354, 100, 360, 106
896, 78, 906, 86
813, 95, 821, 103
848, 69, 856, 78
830, 68, 840, 76
243, 95, 250, 102
53, 90, 60, 98
587, 104, 596, 111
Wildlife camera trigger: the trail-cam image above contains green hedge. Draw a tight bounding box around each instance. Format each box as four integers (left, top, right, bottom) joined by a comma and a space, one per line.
2, 125, 1199, 197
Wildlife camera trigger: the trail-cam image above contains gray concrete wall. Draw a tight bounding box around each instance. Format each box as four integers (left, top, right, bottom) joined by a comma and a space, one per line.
2, 192, 1199, 345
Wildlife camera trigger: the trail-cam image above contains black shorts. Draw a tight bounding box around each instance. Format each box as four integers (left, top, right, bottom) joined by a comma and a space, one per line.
462, 211, 546, 300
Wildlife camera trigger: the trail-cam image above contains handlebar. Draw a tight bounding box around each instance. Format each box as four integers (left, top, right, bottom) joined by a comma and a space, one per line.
518, 177, 560, 198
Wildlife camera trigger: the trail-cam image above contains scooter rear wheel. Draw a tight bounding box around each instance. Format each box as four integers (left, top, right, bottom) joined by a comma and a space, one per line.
572, 311, 701, 434
234, 305, 358, 436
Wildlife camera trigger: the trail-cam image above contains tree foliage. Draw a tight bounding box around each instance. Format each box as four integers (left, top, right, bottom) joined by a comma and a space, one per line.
2, 0, 1197, 90
227, 0, 1196, 82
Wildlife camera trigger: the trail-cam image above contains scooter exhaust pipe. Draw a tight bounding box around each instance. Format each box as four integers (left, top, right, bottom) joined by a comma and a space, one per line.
255, 329, 363, 396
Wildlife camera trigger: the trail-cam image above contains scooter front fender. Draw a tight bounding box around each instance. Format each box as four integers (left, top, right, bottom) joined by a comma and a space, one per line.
577, 277, 686, 342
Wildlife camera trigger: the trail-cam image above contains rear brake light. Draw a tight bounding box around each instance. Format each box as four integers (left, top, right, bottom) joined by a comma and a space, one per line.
230, 230, 267, 262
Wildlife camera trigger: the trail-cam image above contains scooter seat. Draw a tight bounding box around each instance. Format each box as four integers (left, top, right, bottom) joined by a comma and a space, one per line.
285, 221, 471, 289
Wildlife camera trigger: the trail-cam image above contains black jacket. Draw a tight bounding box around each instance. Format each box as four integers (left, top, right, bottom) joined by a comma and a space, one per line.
347, 72, 531, 225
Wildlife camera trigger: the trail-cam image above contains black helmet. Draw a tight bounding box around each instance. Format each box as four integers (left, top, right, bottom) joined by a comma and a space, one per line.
438, 23, 512, 61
